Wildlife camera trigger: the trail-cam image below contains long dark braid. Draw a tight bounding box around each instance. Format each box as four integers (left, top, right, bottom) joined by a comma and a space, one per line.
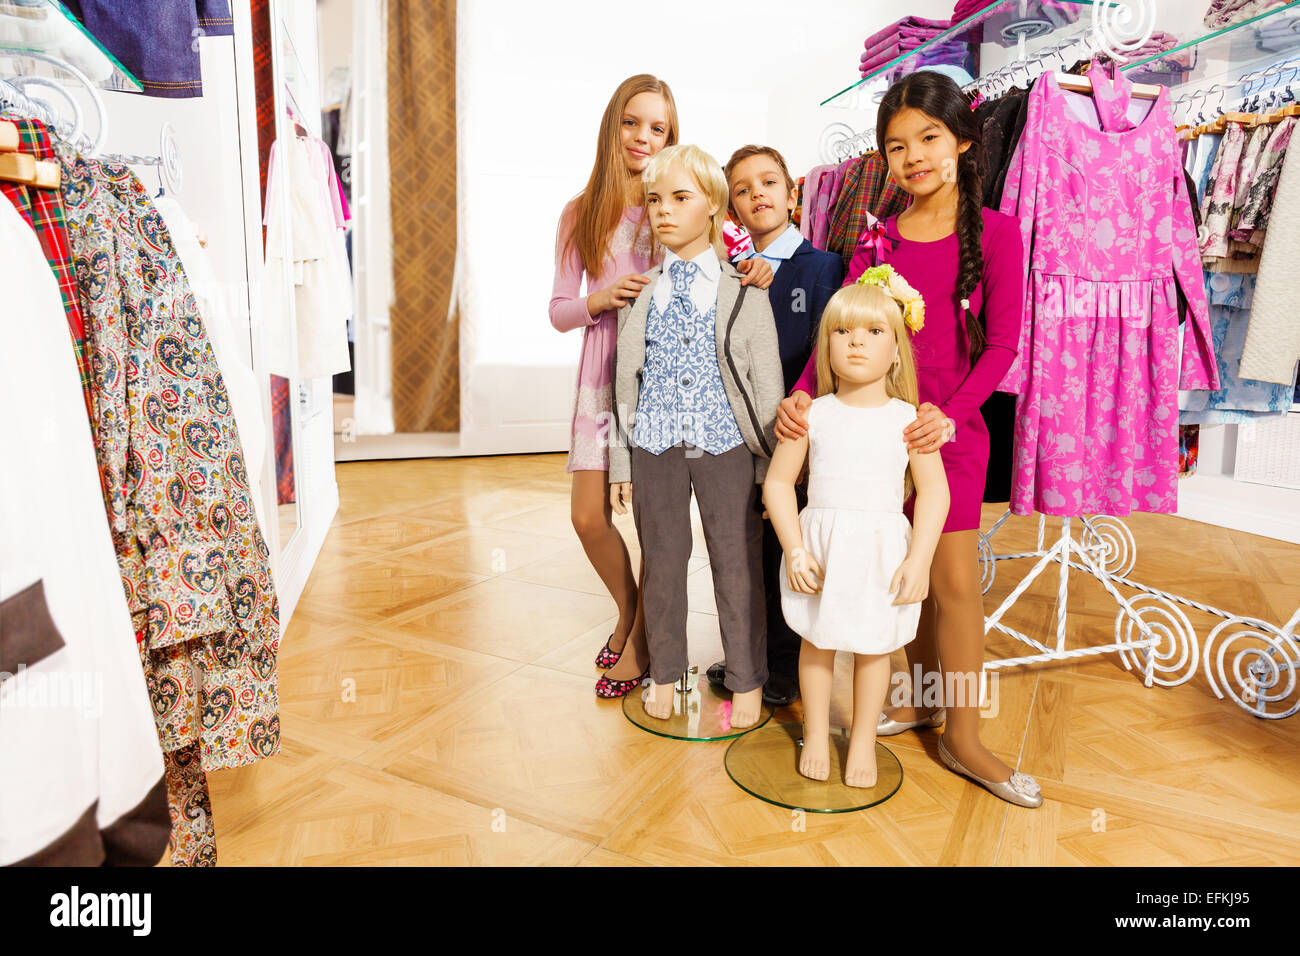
878, 71, 987, 362
955, 139, 986, 359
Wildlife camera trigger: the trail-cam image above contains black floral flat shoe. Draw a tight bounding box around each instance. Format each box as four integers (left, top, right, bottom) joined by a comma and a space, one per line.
594, 633, 623, 670
595, 668, 649, 699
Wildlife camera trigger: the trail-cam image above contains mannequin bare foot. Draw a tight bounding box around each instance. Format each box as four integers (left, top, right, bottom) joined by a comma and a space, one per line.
941, 732, 1013, 783
643, 681, 676, 720
798, 730, 830, 781
844, 730, 878, 788
730, 688, 763, 728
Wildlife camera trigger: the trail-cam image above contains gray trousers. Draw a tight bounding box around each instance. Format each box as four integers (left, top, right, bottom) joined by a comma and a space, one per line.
630, 443, 767, 693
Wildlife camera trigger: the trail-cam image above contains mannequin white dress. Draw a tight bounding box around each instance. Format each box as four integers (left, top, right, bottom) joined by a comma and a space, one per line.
779, 395, 922, 655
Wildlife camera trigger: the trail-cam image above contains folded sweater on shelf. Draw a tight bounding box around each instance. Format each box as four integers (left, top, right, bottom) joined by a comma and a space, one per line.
952, 0, 998, 20
862, 15, 951, 51
864, 42, 971, 75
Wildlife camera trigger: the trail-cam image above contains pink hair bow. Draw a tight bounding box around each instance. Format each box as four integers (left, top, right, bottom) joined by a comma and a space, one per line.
857, 220, 891, 263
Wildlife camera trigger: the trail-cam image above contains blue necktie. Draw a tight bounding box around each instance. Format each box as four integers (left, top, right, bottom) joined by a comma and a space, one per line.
667, 259, 699, 338
668, 258, 699, 298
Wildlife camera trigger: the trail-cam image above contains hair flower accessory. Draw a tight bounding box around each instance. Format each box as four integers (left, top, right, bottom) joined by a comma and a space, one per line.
856, 264, 925, 333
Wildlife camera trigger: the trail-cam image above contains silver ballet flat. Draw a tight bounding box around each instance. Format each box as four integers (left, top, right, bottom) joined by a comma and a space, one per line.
937, 736, 1043, 808
876, 708, 946, 736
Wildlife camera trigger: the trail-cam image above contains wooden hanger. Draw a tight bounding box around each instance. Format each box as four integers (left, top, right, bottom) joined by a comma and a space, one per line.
0, 151, 37, 185
1259, 102, 1300, 125
0, 119, 17, 152
34, 159, 60, 188
1205, 110, 1259, 134
1052, 72, 1162, 101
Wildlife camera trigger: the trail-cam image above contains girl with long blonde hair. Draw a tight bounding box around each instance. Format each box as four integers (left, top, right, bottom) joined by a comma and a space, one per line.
549, 74, 674, 695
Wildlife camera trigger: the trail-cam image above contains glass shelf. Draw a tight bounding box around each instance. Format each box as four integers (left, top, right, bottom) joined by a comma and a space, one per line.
823, 0, 1100, 108
1122, 1, 1300, 92
0, 1, 143, 93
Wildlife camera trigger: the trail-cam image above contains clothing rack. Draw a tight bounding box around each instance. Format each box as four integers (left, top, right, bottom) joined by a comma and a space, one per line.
1174, 55, 1300, 130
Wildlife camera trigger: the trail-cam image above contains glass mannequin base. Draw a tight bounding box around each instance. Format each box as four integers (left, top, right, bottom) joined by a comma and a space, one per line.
622, 667, 774, 741
724, 721, 903, 812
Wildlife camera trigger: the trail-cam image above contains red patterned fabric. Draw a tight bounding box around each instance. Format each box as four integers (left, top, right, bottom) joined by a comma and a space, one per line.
250, 0, 296, 505
824, 151, 911, 270
0, 118, 92, 413
271, 373, 295, 504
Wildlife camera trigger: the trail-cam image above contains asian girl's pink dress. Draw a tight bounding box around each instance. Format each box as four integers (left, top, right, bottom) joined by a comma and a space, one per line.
998, 63, 1218, 516
549, 202, 661, 472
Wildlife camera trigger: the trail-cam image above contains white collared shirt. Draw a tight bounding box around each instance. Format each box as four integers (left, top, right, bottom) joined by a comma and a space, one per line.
652, 245, 722, 317
734, 223, 802, 274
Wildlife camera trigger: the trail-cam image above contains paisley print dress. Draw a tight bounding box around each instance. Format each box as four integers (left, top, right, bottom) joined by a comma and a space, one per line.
55, 142, 282, 770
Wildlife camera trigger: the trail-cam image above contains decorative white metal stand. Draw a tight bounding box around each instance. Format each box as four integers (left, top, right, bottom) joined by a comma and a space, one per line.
978, 511, 1300, 720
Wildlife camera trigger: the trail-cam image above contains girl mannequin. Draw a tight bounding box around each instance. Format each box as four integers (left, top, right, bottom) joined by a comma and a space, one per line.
776, 71, 1043, 807
765, 275, 949, 787
550, 76, 770, 697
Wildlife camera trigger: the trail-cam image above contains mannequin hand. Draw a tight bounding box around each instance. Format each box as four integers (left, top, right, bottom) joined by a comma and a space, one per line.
786, 547, 824, 593
775, 391, 813, 442
736, 257, 774, 289
904, 403, 955, 454
610, 482, 633, 515
590, 273, 651, 314
889, 556, 930, 606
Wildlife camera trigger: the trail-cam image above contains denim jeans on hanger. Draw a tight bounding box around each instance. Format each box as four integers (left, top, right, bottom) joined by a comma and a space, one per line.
60, 1, 234, 98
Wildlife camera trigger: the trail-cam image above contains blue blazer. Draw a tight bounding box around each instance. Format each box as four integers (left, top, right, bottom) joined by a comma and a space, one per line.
741, 240, 844, 395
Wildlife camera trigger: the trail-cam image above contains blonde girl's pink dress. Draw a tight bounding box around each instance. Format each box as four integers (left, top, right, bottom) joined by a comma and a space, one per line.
549, 201, 660, 472
998, 63, 1218, 517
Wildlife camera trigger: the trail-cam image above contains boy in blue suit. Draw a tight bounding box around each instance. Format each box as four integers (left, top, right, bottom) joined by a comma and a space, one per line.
709, 145, 843, 705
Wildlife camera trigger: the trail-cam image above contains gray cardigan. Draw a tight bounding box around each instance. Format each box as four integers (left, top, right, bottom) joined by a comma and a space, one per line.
609, 259, 784, 485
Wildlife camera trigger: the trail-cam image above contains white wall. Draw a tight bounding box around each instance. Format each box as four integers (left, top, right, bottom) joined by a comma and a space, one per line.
316, 0, 353, 87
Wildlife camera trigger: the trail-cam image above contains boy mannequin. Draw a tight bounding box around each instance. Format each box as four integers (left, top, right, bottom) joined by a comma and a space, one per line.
706, 146, 843, 706
609, 144, 784, 728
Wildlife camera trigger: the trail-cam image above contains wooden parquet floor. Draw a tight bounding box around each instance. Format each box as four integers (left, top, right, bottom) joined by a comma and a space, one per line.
205, 454, 1300, 866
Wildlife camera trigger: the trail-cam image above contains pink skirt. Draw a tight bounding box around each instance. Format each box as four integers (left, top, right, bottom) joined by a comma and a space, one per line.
566, 310, 618, 472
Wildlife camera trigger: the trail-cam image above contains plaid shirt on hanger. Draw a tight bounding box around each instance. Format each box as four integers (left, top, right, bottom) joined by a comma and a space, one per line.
0, 118, 92, 414
825, 150, 911, 270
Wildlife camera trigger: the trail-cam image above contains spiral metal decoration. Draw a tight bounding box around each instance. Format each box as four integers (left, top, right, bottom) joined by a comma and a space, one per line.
1081, 516, 1138, 577
1115, 594, 1199, 687
1202, 617, 1299, 719
819, 122, 857, 164
159, 121, 183, 195
978, 530, 996, 595
1090, 0, 1157, 61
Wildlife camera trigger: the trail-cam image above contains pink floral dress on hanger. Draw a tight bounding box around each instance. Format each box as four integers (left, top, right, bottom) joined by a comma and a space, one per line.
998, 61, 1219, 517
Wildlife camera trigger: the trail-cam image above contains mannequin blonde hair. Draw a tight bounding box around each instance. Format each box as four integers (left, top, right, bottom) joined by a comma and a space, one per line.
642, 144, 729, 259
815, 284, 921, 496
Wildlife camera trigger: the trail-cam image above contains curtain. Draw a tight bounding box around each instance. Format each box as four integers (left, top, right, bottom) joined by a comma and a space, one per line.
386, 0, 459, 432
